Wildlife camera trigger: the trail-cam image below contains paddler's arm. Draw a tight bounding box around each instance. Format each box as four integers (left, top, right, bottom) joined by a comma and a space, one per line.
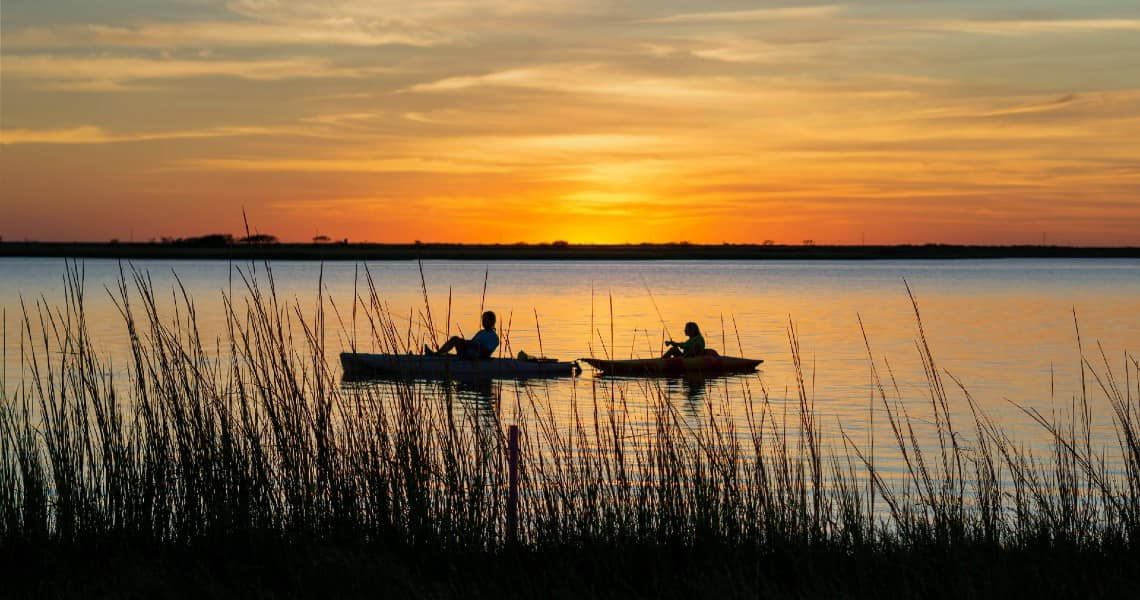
678, 337, 702, 354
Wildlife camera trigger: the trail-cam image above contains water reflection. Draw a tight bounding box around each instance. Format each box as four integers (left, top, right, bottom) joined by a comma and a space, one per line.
588, 372, 759, 424
452, 377, 499, 407
340, 376, 505, 437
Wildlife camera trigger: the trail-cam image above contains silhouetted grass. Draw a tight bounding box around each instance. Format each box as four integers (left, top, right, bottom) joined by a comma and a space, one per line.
1, 263, 1139, 598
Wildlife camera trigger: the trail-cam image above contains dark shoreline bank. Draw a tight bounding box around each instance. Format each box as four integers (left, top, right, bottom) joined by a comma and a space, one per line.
3, 242, 1139, 261
8, 541, 1138, 599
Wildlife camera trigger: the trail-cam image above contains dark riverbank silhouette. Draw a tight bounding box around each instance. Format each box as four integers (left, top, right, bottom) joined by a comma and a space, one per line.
2, 241, 1139, 260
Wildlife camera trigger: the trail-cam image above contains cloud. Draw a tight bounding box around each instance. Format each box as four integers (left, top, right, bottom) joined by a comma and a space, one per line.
2, 54, 381, 89
688, 39, 822, 64
406, 68, 558, 93
902, 91, 1140, 128
1, 126, 119, 144
921, 18, 1140, 35
404, 63, 748, 105
171, 131, 666, 175
226, 0, 608, 22
174, 157, 516, 174
640, 5, 847, 25
5, 21, 452, 49
981, 94, 1082, 117
0, 125, 284, 145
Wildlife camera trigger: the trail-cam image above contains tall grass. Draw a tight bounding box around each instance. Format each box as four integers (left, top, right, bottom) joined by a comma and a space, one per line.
1, 262, 1139, 566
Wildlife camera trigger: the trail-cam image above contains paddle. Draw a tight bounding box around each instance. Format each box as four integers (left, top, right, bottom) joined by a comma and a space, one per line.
640, 274, 673, 349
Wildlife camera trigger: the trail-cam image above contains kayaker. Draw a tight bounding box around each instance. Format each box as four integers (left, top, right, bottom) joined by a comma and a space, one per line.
425, 311, 500, 359
663, 322, 705, 358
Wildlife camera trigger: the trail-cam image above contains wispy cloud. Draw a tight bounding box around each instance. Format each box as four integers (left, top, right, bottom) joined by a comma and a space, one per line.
226, 0, 609, 23
0, 125, 284, 145
2, 54, 381, 89
982, 94, 1082, 117
175, 157, 517, 174
922, 18, 1140, 35
5, 21, 452, 49
640, 5, 846, 25
404, 63, 749, 105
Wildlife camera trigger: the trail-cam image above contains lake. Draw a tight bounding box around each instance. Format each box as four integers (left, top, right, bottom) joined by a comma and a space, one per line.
2, 258, 1138, 473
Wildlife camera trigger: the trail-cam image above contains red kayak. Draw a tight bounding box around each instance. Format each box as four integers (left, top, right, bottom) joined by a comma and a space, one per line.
581, 355, 762, 376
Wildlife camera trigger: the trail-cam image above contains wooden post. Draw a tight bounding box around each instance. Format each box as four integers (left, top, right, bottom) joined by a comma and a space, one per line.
507, 424, 520, 546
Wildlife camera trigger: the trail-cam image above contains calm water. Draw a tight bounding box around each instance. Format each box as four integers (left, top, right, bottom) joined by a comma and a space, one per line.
2, 258, 1138, 469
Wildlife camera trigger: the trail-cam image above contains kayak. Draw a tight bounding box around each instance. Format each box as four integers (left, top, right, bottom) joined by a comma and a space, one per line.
340, 352, 578, 380
581, 355, 762, 376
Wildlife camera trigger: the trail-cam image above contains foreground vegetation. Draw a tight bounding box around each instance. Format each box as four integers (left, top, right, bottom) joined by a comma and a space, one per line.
2, 265, 1139, 597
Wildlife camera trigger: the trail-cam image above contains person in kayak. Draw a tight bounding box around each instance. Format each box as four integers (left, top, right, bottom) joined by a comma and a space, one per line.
663, 322, 705, 358
425, 310, 500, 359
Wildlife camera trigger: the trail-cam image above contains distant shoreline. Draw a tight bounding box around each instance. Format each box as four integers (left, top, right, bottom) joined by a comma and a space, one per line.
2, 242, 1139, 261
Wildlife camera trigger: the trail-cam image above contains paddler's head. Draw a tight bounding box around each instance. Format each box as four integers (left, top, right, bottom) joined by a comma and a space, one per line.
482, 311, 497, 330
684, 322, 700, 337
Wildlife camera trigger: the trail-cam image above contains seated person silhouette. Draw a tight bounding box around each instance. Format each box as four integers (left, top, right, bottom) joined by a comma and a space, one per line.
425, 311, 499, 359
663, 322, 705, 358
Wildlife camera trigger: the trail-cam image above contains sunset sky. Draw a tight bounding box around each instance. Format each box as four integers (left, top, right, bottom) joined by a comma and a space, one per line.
2, 1, 1139, 244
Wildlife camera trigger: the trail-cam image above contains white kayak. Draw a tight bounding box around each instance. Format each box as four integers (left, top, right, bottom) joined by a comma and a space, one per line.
340, 352, 578, 380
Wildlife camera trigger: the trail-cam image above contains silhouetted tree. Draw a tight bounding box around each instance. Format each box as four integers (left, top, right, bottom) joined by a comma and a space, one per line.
181, 234, 235, 247
239, 234, 279, 245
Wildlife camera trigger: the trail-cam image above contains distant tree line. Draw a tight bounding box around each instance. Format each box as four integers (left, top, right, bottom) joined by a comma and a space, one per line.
156, 233, 279, 247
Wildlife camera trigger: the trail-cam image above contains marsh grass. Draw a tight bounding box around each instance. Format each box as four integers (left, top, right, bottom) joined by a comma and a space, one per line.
1, 263, 1139, 597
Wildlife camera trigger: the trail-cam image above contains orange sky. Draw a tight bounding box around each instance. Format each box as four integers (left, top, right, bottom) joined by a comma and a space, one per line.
2, 1, 1139, 245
